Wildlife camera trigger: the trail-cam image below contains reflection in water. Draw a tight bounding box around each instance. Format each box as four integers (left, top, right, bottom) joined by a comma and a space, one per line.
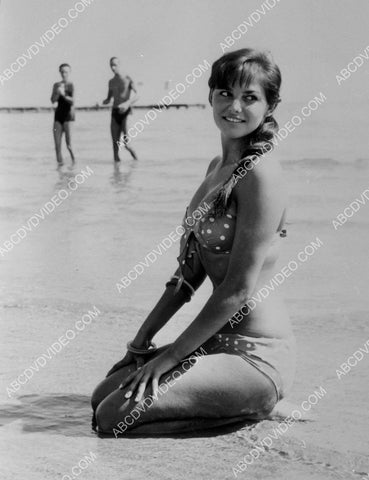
110, 161, 137, 192
0, 394, 93, 437
53, 161, 137, 195
54, 166, 78, 192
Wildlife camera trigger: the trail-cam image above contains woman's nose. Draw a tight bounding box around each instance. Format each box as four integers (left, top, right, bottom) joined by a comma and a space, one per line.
230, 98, 242, 113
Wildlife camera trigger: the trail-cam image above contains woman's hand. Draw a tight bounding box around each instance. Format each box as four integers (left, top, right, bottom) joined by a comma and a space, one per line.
106, 350, 145, 377
119, 351, 179, 402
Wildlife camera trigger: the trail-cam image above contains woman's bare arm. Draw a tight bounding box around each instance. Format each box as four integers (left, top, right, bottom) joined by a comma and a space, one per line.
166, 156, 286, 361
132, 263, 206, 347
132, 234, 207, 346
129, 156, 227, 348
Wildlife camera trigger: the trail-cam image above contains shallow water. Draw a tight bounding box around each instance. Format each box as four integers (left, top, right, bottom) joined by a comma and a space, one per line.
1, 107, 369, 479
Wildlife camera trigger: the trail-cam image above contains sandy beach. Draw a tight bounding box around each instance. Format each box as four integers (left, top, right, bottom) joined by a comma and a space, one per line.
0, 105, 368, 479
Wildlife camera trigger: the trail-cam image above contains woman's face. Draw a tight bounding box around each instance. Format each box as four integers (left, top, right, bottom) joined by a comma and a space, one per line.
59, 66, 70, 82
211, 81, 270, 139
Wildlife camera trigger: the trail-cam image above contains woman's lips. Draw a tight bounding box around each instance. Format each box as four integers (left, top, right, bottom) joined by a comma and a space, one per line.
223, 116, 245, 123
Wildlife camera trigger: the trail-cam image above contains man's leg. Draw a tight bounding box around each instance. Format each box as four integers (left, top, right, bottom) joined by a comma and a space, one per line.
53, 121, 64, 165
110, 116, 121, 162
64, 122, 75, 164
121, 115, 137, 160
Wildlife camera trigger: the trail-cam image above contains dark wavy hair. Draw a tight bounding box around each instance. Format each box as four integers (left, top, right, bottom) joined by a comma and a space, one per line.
208, 48, 282, 214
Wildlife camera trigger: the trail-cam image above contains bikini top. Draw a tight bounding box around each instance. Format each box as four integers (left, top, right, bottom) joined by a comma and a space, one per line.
176, 161, 287, 290
179, 202, 286, 255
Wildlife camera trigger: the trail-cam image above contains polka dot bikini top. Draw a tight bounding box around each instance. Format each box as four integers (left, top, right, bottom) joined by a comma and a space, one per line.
175, 162, 287, 292
182, 204, 237, 254
176, 203, 287, 294
175, 205, 236, 292
179, 197, 287, 255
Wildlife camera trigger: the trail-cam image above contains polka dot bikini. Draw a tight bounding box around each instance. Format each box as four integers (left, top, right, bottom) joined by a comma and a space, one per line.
198, 212, 235, 253
201, 333, 285, 402
180, 205, 236, 255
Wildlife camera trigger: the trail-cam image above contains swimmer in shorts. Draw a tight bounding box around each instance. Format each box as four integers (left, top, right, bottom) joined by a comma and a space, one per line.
51, 63, 75, 166
102, 57, 138, 162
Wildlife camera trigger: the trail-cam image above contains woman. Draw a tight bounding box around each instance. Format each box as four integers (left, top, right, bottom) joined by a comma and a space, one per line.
51, 63, 75, 166
92, 49, 296, 435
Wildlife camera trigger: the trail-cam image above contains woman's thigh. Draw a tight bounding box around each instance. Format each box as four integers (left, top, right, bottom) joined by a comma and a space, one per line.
95, 352, 277, 433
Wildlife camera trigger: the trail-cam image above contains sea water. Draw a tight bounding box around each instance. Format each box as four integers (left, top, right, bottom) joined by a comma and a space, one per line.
0, 105, 368, 479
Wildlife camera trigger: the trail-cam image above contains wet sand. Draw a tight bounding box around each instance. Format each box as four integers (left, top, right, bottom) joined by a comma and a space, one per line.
1, 109, 369, 479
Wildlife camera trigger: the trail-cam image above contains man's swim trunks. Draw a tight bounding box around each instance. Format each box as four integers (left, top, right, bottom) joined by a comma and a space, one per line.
111, 107, 132, 125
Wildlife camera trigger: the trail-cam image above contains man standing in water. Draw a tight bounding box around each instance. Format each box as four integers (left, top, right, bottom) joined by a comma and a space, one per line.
51, 63, 75, 166
102, 57, 138, 161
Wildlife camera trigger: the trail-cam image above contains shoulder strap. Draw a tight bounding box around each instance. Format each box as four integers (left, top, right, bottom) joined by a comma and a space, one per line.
212, 156, 255, 216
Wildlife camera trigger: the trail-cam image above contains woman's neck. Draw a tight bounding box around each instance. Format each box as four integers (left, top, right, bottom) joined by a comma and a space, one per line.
220, 134, 250, 167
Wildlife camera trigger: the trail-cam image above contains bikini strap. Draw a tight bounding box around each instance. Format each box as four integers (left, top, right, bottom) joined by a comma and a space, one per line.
212, 156, 255, 216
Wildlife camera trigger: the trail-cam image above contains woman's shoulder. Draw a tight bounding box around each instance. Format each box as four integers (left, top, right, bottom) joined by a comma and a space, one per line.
235, 154, 286, 200
241, 153, 282, 182
205, 155, 221, 176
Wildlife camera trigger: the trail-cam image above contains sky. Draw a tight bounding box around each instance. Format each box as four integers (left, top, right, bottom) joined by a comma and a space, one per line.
0, 0, 368, 107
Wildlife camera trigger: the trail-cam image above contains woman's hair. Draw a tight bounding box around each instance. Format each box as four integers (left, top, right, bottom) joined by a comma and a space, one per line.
59, 63, 71, 71
209, 48, 281, 156
208, 48, 282, 214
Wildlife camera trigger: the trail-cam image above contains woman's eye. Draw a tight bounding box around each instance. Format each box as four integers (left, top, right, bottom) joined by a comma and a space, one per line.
244, 95, 257, 102
219, 90, 231, 97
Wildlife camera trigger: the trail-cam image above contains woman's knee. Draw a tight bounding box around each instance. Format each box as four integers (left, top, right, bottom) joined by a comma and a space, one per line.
91, 365, 136, 411
95, 399, 114, 432
91, 381, 107, 411
91, 376, 118, 411
95, 394, 136, 434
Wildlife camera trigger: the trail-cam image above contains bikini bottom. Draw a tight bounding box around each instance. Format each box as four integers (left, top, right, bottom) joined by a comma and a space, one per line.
198, 333, 296, 403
